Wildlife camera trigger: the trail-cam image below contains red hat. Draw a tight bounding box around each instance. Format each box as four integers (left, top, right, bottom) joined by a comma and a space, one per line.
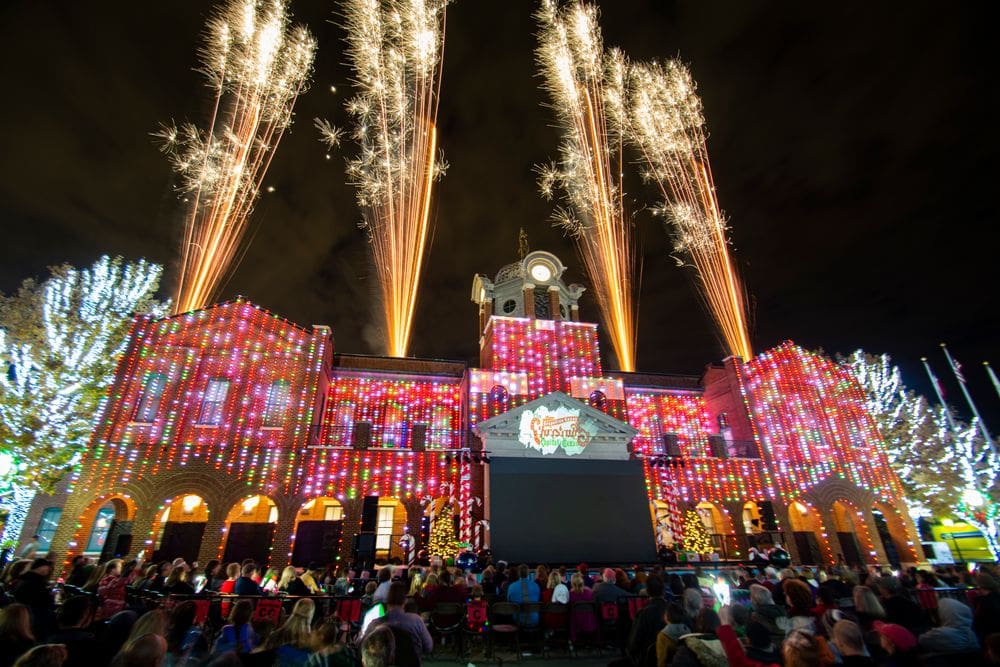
874, 622, 917, 652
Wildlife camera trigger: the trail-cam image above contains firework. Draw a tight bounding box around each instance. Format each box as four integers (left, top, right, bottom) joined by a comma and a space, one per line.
325, 0, 451, 358
158, 0, 316, 314
536, 0, 638, 372
625, 59, 753, 360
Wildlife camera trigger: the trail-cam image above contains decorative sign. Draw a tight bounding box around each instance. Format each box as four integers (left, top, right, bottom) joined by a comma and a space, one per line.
518, 405, 598, 456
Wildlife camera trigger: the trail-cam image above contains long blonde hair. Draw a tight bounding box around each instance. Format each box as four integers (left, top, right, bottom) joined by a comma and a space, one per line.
277, 566, 298, 590
570, 573, 585, 593
408, 572, 424, 596
265, 598, 315, 650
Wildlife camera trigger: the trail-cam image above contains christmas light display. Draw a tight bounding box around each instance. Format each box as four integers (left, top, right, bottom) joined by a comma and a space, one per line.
322, 0, 453, 358
682, 509, 712, 554
535, 0, 639, 373
0, 256, 163, 543
159, 0, 316, 314
844, 350, 1000, 557
428, 502, 458, 558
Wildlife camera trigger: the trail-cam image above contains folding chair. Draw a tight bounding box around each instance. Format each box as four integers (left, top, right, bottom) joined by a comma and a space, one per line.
540, 603, 571, 657
430, 602, 465, 659
252, 598, 282, 625
488, 601, 521, 662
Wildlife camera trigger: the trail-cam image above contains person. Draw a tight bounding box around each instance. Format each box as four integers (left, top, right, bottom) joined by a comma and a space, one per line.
218, 563, 240, 594
744, 620, 781, 665
365, 582, 433, 659
506, 564, 541, 625
576, 563, 594, 589
783, 628, 833, 667
986, 632, 1000, 665
627, 575, 669, 666
872, 576, 926, 634
918, 597, 980, 654
306, 619, 357, 667
360, 625, 394, 667
852, 585, 886, 632
748, 584, 787, 649
234, 563, 264, 596
148, 562, 173, 592
671, 608, 726, 667
11, 644, 68, 667
13, 559, 55, 637
18, 537, 41, 561
767, 544, 791, 569
593, 567, 630, 605
974, 573, 1000, 641
211, 599, 259, 656
163, 565, 195, 596
545, 570, 569, 604
277, 567, 310, 597
96, 560, 132, 619
874, 622, 918, 667
164, 600, 206, 666
63, 558, 90, 589
372, 566, 393, 604
784, 578, 817, 633
568, 572, 597, 642
202, 560, 223, 592
259, 598, 315, 666
831, 620, 875, 666
655, 602, 690, 667
45, 596, 98, 667
682, 588, 703, 628
0, 604, 36, 667
121, 633, 167, 667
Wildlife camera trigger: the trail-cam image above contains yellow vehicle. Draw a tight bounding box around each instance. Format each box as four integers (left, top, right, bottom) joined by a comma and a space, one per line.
924, 519, 994, 563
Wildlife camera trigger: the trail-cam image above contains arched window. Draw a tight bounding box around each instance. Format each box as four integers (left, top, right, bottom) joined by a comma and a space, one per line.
489, 384, 509, 405
263, 380, 291, 427
589, 390, 607, 411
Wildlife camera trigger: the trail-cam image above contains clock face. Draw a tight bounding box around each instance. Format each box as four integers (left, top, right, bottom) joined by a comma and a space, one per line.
529, 262, 553, 282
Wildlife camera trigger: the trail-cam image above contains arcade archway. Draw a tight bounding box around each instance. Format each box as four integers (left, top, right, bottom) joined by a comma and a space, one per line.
80, 496, 136, 560
291, 497, 344, 567
151, 494, 208, 564
221, 495, 278, 566
787, 500, 829, 565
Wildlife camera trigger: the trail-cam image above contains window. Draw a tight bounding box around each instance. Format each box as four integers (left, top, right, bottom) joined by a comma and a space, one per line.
197, 378, 230, 425
375, 505, 395, 552
324, 504, 343, 521
263, 380, 290, 427
134, 373, 167, 423
37, 508, 62, 550
85, 505, 116, 554
502, 299, 517, 314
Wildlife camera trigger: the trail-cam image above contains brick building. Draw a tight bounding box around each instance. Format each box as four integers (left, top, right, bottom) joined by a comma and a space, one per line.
28, 250, 922, 569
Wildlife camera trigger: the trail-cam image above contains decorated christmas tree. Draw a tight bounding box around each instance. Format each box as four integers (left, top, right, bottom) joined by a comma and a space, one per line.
682, 509, 712, 554
428, 503, 458, 558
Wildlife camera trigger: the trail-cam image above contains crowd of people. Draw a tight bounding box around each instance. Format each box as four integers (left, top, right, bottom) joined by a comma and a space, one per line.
1, 551, 1000, 667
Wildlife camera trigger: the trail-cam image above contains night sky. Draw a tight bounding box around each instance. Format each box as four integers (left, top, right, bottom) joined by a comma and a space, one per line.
0, 2, 996, 424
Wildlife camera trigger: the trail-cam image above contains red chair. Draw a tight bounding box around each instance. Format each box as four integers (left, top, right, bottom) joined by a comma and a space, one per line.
193, 599, 210, 625
252, 598, 282, 624
627, 596, 650, 620
337, 597, 363, 641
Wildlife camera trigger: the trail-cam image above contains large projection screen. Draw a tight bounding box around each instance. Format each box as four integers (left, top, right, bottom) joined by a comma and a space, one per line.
489, 457, 657, 563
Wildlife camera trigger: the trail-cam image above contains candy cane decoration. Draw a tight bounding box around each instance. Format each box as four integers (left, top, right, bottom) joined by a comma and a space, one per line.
472, 519, 490, 550
398, 532, 416, 564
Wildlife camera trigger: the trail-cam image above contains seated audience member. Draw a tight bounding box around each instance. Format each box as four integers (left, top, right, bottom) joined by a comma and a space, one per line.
212, 599, 259, 655
45, 596, 98, 667
163, 565, 195, 596
744, 620, 781, 665
164, 600, 206, 666
627, 575, 669, 665
874, 622, 919, 667
218, 563, 241, 594
568, 573, 597, 642
101, 610, 139, 661
360, 626, 394, 667
872, 576, 926, 634
277, 567, 311, 597
11, 644, 68, 667
258, 598, 315, 666
0, 604, 36, 667
593, 567, 630, 605
782, 628, 834, 667
148, 562, 172, 592
364, 582, 433, 659
783, 578, 817, 633
671, 608, 725, 667
234, 563, 264, 596
96, 560, 132, 619
545, 570, 569, 604
372, 567, 393, 604
121, 633, 167, 667
831, 619, 875, 666
64, 557, 90, 588
852, 585, 887, 632
203, 560, 223, 592
655, 602, 690, 667
506, 565, 541, 625
306, 619, 357, 667
13, 559, 56, 637
918, 597, 980, 654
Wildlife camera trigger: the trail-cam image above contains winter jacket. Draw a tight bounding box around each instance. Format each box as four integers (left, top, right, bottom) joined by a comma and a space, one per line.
671, 633, 728, 667
918, 598, 980, 654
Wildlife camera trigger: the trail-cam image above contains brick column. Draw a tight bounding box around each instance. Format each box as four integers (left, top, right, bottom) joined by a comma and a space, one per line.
270, 497, 300, 569
338, 499, 364, 563
130, 506, 160, 563
199, 511, 228, 566
523, 284, 535, 318
548, 287, 561, 320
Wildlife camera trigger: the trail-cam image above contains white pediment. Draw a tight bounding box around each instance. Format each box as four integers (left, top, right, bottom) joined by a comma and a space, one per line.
474, 391, 637, 460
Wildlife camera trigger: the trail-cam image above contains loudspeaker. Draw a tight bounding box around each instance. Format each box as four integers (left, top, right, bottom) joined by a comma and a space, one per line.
708, 435, 728, 458
360, 495, 380, 532
411, 423, 427, 452
352, 421, 372, 450
353, 532, 376, 568
759, 501, 778, 531
663, 433, 681, 457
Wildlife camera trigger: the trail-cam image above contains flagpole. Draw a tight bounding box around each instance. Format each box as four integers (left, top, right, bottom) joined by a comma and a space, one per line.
986, 362, 1000, 402
941, 343, 993, 445
922, 356, 958, 433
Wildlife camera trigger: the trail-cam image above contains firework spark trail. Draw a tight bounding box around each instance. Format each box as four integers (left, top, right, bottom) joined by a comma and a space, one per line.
536, 0, 638, 373
624, 60, 753, 360
323, 0, 451, 358
157, 0, 316, 314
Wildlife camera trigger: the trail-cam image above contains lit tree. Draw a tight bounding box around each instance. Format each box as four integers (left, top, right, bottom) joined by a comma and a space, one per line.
428, 503, 458, 559
842, 350, 1000, 557
0, 256, 165, 543
682, 509, 712, 555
